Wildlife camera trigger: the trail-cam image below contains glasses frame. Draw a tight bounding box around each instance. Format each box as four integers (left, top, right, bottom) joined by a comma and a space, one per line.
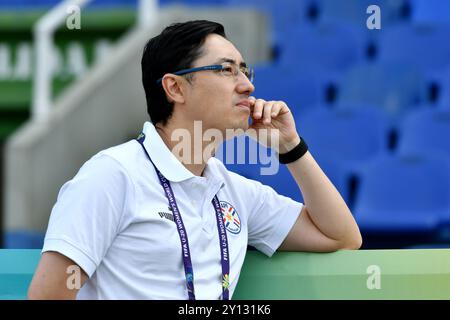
156, 63, 254, 84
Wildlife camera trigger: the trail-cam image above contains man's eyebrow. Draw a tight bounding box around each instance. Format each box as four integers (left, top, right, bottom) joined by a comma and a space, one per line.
214, 57, 247, 67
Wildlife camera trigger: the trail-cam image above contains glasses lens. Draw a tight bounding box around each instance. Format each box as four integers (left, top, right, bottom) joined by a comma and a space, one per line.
239, 66, 254, 83
247, 67, 254, 83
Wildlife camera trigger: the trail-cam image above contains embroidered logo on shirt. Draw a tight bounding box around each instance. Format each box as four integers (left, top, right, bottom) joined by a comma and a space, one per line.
220, 201, 241, 234
158, 206, 174, 222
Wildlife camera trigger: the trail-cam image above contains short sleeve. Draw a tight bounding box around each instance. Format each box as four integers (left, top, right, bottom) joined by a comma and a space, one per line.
247, 180, 303, 257
42, 154, 134, 277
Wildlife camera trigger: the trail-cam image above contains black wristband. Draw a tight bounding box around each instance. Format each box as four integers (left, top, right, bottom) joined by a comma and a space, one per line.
278, 137, 308, 164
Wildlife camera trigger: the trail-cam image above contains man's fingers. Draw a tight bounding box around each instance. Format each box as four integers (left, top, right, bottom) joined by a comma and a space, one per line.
271, 102, 282, 117
263, 101, 275, 124
250, 98, 287, 125
253, 99, 265, 119
248, 96, 256, 112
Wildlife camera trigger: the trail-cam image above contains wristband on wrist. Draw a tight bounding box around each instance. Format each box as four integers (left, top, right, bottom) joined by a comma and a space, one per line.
278, 137, 308, 164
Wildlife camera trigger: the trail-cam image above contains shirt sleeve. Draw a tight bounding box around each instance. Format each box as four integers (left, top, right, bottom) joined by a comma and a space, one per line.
246, 180, 303, 257
42, 153, 134, 277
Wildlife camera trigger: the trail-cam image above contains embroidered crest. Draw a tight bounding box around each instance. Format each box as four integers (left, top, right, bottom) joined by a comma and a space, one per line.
220, 201, 241, 234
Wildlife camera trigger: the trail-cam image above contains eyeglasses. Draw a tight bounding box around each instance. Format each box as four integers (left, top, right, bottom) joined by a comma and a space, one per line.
156, 62, 254, 84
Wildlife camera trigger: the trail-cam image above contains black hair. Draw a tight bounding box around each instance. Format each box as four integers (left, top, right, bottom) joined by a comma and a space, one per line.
141, 20, 226, 126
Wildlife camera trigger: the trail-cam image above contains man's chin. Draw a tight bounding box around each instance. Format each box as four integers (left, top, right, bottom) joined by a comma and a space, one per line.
235, 119, 250, 132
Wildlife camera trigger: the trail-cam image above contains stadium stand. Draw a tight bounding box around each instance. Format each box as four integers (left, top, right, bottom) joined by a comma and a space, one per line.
408, 0, 450, 25
336, 61, 428, 121
295, 106, 390, 206
314, 0, 407, 26
277, 24, 365, 73
1, 0, 450, 251
296, 107, 390, 167
397, 108, 450, 157
437, 67, 450, 108
252, 63, 324, 111
377, 24, 450, 75
353, 153, 450, 248
227, 0, 317, 50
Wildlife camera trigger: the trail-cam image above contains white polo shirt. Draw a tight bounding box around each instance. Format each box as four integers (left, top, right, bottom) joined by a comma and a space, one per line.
42, 121, 303, 300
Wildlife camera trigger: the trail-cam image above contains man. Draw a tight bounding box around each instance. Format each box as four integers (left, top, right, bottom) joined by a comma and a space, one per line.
28, 20, 362, 300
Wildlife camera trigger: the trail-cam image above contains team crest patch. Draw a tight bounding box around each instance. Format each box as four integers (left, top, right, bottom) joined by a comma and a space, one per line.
220, 201, 241, 234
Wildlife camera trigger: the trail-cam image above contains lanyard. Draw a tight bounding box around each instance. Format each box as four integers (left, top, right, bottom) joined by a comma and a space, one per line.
136, 133, 230, 300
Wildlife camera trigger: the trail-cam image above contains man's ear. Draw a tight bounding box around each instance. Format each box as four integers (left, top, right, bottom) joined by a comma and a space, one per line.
161, 74, 186, 104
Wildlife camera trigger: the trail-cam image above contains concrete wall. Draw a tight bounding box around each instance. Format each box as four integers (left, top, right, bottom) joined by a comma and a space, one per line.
3, 6, 270, 232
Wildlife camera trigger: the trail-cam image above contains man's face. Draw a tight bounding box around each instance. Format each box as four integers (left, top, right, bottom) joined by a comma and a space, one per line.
182, 34, 255, 134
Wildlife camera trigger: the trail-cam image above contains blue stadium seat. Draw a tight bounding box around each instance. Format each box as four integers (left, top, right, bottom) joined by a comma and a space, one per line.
314, 0, 406, 26
277, 24, 364, 73
353, 153, 450, 234
252, 64, 324, 110
397, 108, 450, 157
336, 62, 427, 120
256, 153, 350, 204
218, 141, 349, 204
378, 25, 450, 74
297, 106, 390, 169
219, 145, 357, 205
409, 0, 450, 25
294, 106, 390, 204
250, 158, 354, 205
216, 135, 305, 202
227, 0, 315, 37
437, 68, 450, 108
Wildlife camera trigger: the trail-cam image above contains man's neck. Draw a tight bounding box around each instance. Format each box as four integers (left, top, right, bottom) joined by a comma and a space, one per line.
155, 122, 219, 177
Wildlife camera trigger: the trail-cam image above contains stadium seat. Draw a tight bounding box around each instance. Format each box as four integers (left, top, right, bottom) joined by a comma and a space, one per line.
255, 158, 353, 205
397, 108, 450, 157
277, 24, 364, 73
216, 135, 304, 202
336, 62, 427, 120
409, 0, 450, 25
436, 68, 450, 108
353, 153, 450, 235
314, 0, 406, 26
378, 25, 450, 74
297, 106, 390, 169
292, 107, 391, 204
219, 143, 352, 204
252, 64, 324, 110
227, 0, 315, 35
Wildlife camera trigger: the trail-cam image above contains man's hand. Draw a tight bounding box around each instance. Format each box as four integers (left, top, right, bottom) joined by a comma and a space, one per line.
245, 98, 362, 252
246, 97, 300, 153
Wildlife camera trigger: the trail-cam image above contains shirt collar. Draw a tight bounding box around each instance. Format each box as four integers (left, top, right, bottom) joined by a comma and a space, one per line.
140, 122, 225, 190
140, 121, 195, 182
